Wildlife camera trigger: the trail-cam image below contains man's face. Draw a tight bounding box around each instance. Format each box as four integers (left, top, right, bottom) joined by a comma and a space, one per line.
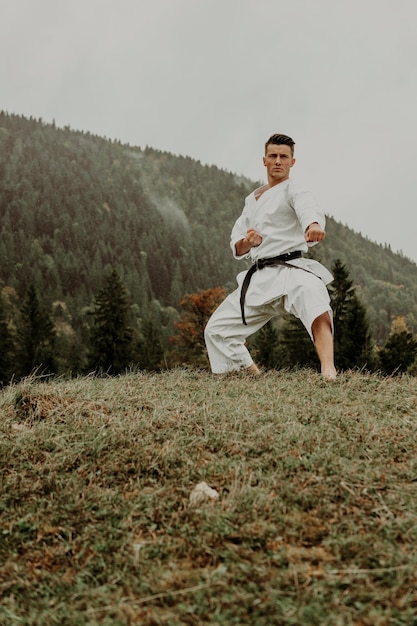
263, 144, 295, 184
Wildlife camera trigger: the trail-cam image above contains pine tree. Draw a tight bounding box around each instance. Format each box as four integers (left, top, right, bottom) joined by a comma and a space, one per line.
277, 315, 319, 371
250, 320, 282, 370
379, 330, 417, 375
169, 261, 184, 307
89, 270, 134, 374
139, 313, 164, 371
330, 259, 375, 371
0, 294, 14, 384
16, 285, 56, 377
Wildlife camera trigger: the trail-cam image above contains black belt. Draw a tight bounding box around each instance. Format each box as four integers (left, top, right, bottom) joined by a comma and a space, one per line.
240, 251, 302, 325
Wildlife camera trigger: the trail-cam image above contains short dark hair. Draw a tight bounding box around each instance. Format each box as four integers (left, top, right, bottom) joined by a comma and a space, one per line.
265, 133, 295, 155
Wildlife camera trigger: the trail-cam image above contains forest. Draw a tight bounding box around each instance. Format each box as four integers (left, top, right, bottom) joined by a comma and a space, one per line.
1, 110, 417, 381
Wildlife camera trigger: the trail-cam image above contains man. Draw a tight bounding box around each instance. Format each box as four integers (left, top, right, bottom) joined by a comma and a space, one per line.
204, 133, 336, 379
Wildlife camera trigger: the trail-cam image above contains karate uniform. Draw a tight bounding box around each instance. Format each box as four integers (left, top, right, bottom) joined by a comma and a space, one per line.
204, 178, 334, 373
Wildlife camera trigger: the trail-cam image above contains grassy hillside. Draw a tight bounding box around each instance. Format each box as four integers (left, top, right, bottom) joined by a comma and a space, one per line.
1, 370, 416, 625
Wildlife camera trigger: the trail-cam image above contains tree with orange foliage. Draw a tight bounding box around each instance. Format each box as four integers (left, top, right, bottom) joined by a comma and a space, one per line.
168, 287, 226, 368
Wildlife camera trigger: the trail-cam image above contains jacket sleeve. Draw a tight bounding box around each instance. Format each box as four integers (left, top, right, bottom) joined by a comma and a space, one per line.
290, 185, 326, 246
230, 196, 252, 259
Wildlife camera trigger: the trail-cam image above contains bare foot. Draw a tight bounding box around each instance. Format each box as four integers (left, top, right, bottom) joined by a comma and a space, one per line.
322, 367, 337, 380
246, 363, 261, 375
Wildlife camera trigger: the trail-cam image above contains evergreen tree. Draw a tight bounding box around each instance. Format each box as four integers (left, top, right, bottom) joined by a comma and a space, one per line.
0, 294, 14, 384
249, 320, 282, 370
169, 261, 184, 307
329, 259, 375, 371
277, 315, 319, 371
16, 285, 56, 377
379, 330, 417, 375
51, 301, 87, 375
139, 313, 164, 371
89, 270, 134, 374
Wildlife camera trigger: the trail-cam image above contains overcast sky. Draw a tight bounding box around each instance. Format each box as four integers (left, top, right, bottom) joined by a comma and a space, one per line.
2, 0, 417, 262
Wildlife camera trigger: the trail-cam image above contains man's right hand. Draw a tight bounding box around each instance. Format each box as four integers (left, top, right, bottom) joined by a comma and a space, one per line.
235, 229, 263, 256
244, 229, 263, 248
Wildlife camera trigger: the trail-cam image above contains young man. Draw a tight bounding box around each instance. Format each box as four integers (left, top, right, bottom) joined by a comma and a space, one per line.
204, 133, 336, 379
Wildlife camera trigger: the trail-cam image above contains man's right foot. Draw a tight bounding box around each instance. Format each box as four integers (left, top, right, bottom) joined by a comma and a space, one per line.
322, 367, 337, 380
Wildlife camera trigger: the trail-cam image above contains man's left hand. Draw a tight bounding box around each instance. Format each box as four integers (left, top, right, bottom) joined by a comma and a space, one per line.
305, 222, 326, 242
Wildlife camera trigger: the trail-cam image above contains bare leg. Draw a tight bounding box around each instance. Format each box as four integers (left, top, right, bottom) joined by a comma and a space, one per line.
311, 312, 337, 380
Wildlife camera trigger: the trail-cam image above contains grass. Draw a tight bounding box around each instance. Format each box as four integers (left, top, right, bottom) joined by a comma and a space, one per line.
1, 368, 417, 625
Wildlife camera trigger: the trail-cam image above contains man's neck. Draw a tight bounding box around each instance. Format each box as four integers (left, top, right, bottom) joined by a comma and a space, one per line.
268, 175, 290, 188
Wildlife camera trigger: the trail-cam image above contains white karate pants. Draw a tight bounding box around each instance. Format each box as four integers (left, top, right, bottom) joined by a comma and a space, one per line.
204, 269, 333, 373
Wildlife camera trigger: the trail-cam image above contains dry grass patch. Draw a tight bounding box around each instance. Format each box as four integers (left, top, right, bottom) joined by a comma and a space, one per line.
1, 369, 417, 625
